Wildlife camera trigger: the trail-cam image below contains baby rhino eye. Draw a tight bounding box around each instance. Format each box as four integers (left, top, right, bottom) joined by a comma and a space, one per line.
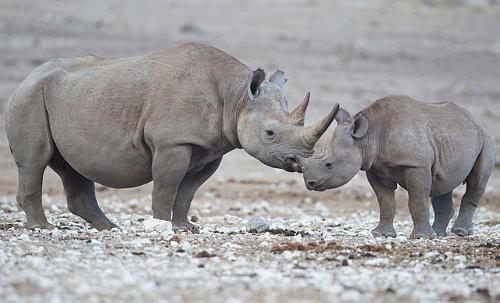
325, 162, 333, 169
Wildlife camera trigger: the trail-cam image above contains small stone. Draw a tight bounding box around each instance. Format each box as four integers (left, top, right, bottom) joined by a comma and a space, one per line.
424, 250, 439, 258
32, 246, 44, 254
19, 234, 30, 241
396, 236, 407, 243
90, 239, 102, 245
191, 215, 199, 223
180, 241, 191, 251
51, 228, 60, 236
454, 255, 467, 263
195, 250, 217, 258
224, 214, 241, 224
143, 218, 173, 233
364, 257, 389, 266
246, 217, 269, 233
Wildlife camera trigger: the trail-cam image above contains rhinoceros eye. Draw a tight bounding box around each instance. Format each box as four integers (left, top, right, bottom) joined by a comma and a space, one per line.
265, 130, 275, 137
325, 162, 333, 169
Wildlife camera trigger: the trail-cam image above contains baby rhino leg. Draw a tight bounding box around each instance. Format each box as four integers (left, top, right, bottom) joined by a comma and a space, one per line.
431, 191, 454, 237
452, 144, 494, 236
405, 168, 437, 239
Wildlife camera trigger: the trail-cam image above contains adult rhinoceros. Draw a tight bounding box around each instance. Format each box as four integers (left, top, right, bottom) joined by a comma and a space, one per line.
5, 42, 338, 231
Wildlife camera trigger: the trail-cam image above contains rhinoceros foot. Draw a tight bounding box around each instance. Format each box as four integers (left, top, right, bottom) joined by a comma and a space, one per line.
371, 224, 397, 238
173, 221, 200, 233
91, 217, 119, 231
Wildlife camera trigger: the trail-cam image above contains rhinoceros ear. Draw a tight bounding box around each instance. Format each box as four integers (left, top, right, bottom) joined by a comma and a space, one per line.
335, 108, 351, 124
269, 70, 287, 88
247, 68, 265, 100
348, 113, 369, 139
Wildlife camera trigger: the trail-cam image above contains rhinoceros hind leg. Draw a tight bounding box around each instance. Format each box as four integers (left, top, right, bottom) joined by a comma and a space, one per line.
49, 148, 117, 231
17, 167, 54, 229
452, 143, 494, 237
7, 83, 55, 229
431, 191, 454, 237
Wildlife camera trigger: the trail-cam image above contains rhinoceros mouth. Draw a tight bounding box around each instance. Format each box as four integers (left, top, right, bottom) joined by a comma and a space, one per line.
305, 180, 327, 191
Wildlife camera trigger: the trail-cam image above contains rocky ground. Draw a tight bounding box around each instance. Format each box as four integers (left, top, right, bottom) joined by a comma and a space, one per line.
0, 0, 499, 302
0, 186, 499, 303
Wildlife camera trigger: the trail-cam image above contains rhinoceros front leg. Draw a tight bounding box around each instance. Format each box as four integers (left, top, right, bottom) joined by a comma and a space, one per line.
366, 171, 397, 238
151, 145, 192, 222
172, 157, 222, 233
404, 168, 437, 239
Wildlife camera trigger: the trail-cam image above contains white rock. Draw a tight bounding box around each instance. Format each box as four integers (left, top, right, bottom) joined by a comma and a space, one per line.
245, 217, 269, 233
223, 214, 241, 224
126, 238, 151, 248
454, 255, 467, 263
0, 250, 7, 265
143, 218, 173, 233
19, 234, 30, 241
51, 228, 60, 236
31, 246, 44, 254
90, 239, 102, 245
396, 236, 407, 243
424, 250, 439, 258
180, 241, 191, 251
364, 257, 389, 266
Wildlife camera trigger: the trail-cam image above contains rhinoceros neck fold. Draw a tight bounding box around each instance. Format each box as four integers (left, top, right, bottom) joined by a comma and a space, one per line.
359, 124, 377, 171
219, 70, 251, 150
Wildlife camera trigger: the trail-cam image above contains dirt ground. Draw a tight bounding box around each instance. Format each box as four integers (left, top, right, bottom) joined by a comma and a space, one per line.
0, 0, 499, 302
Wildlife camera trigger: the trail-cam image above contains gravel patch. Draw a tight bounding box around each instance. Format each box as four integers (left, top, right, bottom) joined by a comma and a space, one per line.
1, 194, 498, 303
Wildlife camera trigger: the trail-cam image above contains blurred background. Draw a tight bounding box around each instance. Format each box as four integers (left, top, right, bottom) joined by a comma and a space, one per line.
1, 1, 499, 181
1, 0, 500, 195
1, 0, 500, 224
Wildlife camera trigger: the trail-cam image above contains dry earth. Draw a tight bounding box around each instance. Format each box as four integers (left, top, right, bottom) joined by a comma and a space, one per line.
0, 1, 499, 302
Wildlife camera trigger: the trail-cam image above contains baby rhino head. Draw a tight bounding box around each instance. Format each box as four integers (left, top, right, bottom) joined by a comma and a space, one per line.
301, 109, 369, 191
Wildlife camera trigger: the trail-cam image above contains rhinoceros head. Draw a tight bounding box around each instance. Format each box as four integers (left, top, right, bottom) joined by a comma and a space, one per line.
237, 69, 339, 172
301, 110, 369, 190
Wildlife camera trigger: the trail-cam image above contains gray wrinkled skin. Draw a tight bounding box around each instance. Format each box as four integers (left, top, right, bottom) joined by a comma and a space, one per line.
301, 95, 496, 239
5, 43, 338, 232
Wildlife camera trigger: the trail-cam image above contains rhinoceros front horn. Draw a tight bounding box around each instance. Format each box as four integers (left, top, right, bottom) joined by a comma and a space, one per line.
302, 103, 340, 147
289, 92, 310, 126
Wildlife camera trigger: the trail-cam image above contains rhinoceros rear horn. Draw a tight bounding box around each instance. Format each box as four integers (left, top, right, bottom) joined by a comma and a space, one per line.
269, 70, 287, 88
289, 92, 310, 126
302, 103, 340, 147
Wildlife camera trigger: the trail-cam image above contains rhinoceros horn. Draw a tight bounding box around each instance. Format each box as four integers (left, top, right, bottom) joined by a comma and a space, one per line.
302, 103, 340, 147
289, 92, 310, 126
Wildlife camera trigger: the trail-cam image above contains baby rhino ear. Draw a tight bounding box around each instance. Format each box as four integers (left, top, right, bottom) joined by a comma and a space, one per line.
350, 113, 369, 139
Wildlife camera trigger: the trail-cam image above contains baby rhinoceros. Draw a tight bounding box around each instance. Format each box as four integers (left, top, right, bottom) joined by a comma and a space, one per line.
301, 95, 495, 239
